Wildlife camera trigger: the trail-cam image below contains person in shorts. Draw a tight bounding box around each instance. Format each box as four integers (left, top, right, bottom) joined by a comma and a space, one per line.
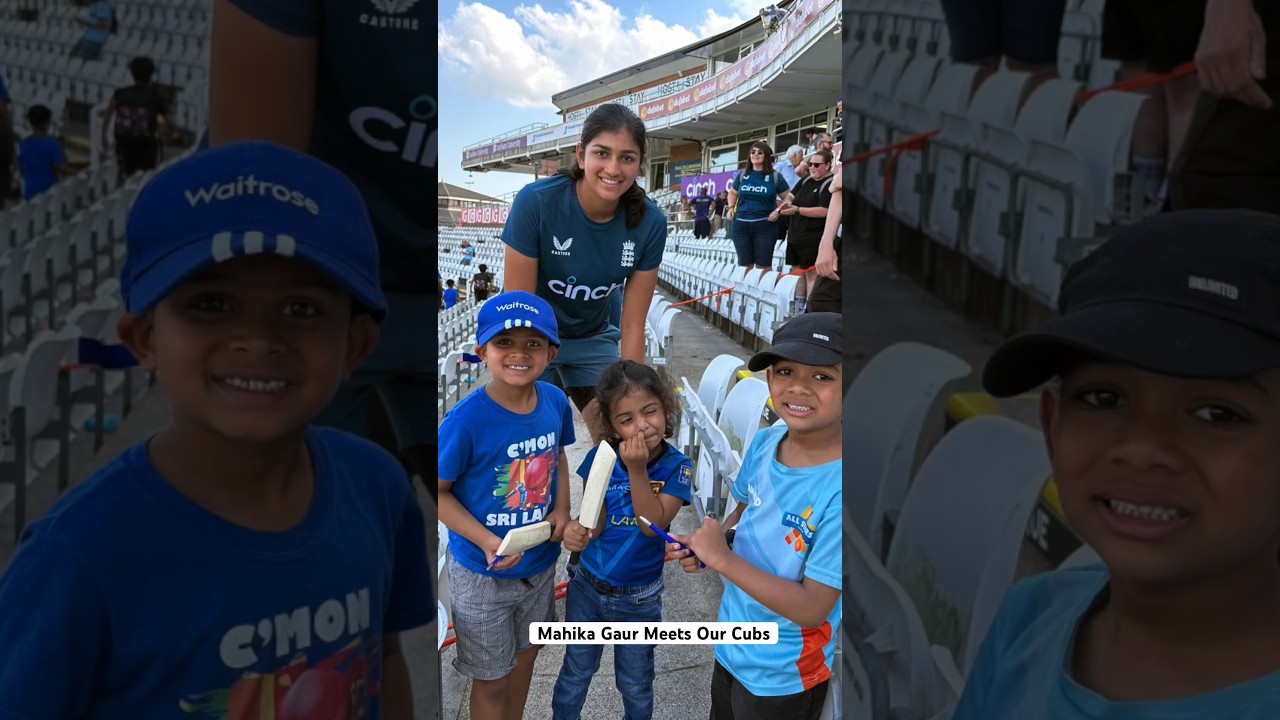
937, 0, 1067, 98
438, 291, 574, 720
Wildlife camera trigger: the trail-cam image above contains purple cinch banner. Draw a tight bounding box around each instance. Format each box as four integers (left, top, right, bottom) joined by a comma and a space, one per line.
680, 170, 739, 199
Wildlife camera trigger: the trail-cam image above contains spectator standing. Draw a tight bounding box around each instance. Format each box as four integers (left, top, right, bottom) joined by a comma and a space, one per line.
71, 0, 113, 61
443, 279, 459, 309
470, 262, 495, 302
1101, 0, 1205, 214
18, 105, 71, 201
796, 133, 833, 176
1172, 0, 1280, 214
776, 145, 805, 243
781, 150, 835, 312
691, 185, 713, 239
101, 56, 169, 178
714, 190, 728, 237
937, 0, 1066, 99
726, 141, 792, 270
210, 0, 436, 492
808, 165, 842, 314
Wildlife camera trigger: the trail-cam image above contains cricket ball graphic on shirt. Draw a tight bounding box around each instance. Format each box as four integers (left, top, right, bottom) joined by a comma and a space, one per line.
494, 447, 554, 511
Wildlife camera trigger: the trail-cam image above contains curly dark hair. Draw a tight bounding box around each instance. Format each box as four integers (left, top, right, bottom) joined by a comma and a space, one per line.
594, 360, 677, 443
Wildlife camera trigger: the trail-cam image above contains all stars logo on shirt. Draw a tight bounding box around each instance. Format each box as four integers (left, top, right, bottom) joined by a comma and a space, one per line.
782, 506, 817, 553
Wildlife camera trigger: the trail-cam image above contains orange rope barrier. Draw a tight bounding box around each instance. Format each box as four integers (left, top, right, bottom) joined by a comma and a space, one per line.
1076, 61, 1197, 104
669, 287, 731, 308
668, 266, 815, 309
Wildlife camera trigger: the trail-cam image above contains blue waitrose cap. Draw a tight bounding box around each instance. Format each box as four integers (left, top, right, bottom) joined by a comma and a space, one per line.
476, 291, 560, 346
120, 141, 387, 320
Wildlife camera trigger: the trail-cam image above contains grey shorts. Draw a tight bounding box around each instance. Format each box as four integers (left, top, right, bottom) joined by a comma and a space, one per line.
446, 550, 558, 681
538, 324, 621, 389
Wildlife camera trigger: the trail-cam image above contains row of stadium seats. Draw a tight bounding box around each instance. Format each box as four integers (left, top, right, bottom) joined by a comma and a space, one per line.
845, 0, 1114, 87
0, 153, 168, 538
660, 231, 803, 354
844, 13, 1143, 306
0, 161, 141, 355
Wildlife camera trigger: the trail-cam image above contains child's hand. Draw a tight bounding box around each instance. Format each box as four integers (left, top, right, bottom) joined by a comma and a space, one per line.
619, 434, 649, 471
666, 534, 708, 574
563, 519, 593, 553
483, 535, 523, 571
548, 505, 570, 542
681, 517, 733, 571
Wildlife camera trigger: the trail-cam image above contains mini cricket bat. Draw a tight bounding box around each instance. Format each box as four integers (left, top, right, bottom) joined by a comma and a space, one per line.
489, 520, 552, 568
579, 440, 617, 531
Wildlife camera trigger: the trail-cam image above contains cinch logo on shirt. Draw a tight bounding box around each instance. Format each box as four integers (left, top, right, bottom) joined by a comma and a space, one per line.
782, 506, 816, 553
349, 94, 436, 168
547, 276, 622, 301
738, 184, 770, 193
184, 176, 320, 216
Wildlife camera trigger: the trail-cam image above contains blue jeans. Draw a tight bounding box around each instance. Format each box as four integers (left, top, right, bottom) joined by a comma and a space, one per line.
732, 218, 778, 267
551, 567, 664, 720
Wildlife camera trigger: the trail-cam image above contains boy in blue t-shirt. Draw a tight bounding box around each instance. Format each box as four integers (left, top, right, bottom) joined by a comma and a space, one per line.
443, 278, 459, 308
0, 142, 433, 717
671, 312, 843, 719
439, 290, 575, 720
18, 104, 71, 201
955, 210, 1280, 719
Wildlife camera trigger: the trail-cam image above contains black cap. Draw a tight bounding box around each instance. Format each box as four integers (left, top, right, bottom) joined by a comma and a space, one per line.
749, 312, 842, 370
983, 209, 1280, 397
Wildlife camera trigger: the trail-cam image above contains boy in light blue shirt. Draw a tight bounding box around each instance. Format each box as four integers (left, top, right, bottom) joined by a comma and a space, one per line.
671, 312, 842, 719
957, 210, 1280, 719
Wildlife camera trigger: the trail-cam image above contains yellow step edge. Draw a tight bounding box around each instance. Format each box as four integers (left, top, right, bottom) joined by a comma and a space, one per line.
946, 392, 1002, 422
735, 369, 774, 413
1041, 476, 1063, 515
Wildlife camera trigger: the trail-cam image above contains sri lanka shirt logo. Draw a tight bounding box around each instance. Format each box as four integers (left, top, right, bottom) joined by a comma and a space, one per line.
782, 506, 816, 553
677, 464, 692, 487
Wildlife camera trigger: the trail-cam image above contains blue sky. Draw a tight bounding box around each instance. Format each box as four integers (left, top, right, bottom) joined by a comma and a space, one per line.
438, 0, 752, 199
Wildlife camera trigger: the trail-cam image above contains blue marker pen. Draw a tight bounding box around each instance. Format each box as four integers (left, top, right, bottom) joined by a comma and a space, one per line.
638, 515, 706, 570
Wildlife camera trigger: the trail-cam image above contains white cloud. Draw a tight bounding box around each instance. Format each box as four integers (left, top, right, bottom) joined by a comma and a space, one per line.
697, 8, 747, 37
438, 1, 752, 109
